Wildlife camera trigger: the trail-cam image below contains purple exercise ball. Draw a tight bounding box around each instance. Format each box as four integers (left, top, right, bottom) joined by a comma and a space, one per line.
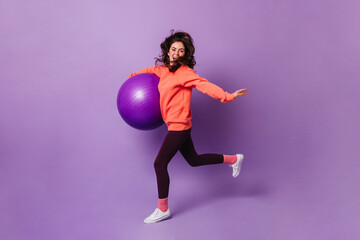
117, 73, 164, 130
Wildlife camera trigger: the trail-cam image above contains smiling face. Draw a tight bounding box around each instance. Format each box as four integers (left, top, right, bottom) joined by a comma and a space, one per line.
167, 41, 185, 65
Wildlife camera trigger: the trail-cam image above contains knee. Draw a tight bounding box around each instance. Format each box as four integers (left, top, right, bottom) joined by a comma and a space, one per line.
189, 162, 199, 167
185, 156, 201, 167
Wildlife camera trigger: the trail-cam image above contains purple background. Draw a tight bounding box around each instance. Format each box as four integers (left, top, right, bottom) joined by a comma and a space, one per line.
1, 0, 360, 239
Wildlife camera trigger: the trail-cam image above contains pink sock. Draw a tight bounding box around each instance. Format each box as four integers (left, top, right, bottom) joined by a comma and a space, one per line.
223, 155, 237, 165
158, 197, 168, 212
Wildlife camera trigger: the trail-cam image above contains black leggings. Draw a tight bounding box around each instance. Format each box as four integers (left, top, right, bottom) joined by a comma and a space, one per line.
154, 128, 224, 199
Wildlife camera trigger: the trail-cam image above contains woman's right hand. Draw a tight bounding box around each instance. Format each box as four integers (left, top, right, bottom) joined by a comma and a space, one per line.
232, 89, 248, 99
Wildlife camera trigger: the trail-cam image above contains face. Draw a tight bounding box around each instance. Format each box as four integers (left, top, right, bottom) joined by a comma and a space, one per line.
168, 41, 185, 65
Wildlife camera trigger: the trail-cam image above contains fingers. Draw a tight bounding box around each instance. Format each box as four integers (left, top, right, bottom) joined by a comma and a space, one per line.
237, 89, 248, 95
232, 89, 248, 99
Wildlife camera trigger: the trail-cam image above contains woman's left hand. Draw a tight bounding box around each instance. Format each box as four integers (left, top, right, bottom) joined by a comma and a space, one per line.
232, 89, 248, 99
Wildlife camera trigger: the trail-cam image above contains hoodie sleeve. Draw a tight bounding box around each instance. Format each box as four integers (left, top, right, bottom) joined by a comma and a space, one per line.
179, 67, 234, 103
127, 65, 162, 79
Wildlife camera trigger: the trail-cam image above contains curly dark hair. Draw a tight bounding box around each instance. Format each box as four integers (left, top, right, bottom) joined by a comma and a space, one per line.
155, 30, 196, 72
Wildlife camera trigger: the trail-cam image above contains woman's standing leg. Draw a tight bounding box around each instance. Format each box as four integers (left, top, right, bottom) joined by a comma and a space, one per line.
154, 130, 189, 199
144, 129, 189, 223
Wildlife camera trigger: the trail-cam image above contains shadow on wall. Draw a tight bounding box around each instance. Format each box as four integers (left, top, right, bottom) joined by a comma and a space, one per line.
171, 174, 271, 216
191, 67, 247, 154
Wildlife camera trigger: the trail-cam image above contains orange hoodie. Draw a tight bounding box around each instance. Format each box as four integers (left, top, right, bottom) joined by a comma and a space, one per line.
128, 65, 234, 131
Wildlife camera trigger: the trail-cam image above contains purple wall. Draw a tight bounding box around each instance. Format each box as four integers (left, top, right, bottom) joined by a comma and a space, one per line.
1, 0, 359, 239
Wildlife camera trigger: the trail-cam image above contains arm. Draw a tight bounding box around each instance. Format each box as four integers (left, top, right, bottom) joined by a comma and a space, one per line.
127, 66, 161, 79
181, 68, 235, 103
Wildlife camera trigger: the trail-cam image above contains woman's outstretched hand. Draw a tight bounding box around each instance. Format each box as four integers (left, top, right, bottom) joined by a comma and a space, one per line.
232, 89, 248, 99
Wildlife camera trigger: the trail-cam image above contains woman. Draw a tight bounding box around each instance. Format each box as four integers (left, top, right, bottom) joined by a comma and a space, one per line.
128, 30, 248, 223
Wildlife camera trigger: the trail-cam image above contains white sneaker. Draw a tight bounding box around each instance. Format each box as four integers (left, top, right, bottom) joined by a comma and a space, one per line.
144, 208, 171, 223
231, 154, 244, 178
